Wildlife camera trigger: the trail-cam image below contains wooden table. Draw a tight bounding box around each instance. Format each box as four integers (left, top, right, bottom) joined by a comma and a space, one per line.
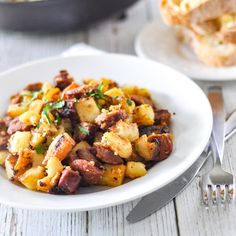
1, 1, 236, 235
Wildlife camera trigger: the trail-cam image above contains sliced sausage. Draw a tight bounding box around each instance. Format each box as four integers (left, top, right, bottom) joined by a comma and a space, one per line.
58, 168, 81, 194
130, 95, 153, 106
154, 109, 171, 125
3, 116, 13, 127
95, 110, 128, 130
139, 124, 170, 136
0, 136, 9, 150
7, 117, 31, 135
148, 133, 173, 161
0, 118, 9, 150
10, 94, 22, 104
53, 100, 79, 126
68, 148, 101, 167
76, 149, 98, 163
73, 122, 98, 143
24, 82, 42, 91
94, 143, 123, 164
70, 159, 103, 185
63, 85, 91, 100
54, 70, 74, 91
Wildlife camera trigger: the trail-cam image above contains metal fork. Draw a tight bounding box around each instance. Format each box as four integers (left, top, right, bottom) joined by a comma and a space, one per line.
201, 87, 235, 205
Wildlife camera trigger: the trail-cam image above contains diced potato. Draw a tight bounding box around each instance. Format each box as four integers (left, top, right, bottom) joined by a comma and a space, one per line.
46, 156, 64, 178
31, 151, 45, 167
99, 164, 126, 187
41, 82, 53, 94
30, 131, 46, 148
120, 98, 136, 114
101, 132, 132, 158
75, 97, 100, 122
43, 132, 75, 164
70, 141, 91, 155
19, 166, 45, 190
133, 104, 155, 126
43, 88, 60, 102
5, 155, 17, 180
104, 87, 124, 97
100, 78, 114, 92
7, 104, 28, 118
126, 161, 147, 179
110, 120, 139, 142
40, 111, 55, 125
122, 85, 151, 98
29, 99, 44, 114
9, 131, 32, 154
14, 148, 32, 171
37, 176, 51, 192
19, 110, 40, 126
134, 135, 157, 161
0, 150, 10, 165
37, 172, 61, 192
37, 156, 64, 192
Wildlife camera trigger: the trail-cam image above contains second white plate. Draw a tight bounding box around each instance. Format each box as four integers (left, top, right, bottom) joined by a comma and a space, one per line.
135, 20, 236, 81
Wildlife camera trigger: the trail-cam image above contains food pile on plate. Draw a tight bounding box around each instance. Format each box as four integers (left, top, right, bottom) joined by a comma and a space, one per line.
160, 0, 236, 67
0, 71, 173, 194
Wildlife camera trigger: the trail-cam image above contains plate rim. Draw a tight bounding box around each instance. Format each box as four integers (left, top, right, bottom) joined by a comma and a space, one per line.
0, 54, 213, 211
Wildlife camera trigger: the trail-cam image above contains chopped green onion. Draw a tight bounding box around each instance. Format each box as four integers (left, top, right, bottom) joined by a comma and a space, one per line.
78, 125, 90, 135
35, 144, 47, 154
53, 100, 65, 109
54, 113, 62, 125
126, 99, 133, 106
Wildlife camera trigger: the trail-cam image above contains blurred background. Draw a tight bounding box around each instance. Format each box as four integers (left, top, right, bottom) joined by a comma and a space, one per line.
0, 0, 160, 71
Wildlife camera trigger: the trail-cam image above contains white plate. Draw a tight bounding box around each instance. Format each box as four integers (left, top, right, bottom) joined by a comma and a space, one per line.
0, 54, 212, 211
135, 20, 236, 81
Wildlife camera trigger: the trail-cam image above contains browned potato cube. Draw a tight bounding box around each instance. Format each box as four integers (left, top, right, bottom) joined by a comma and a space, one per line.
43, 132, 75, 164
19, 166, 45, 190
126, 161, 147, 179
75, 97, 100, 122
99, 164, 126, 187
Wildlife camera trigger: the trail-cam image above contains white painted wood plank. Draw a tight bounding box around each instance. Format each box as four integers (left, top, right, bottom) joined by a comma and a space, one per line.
0, 31, 86, 71
88, 200, 178, 236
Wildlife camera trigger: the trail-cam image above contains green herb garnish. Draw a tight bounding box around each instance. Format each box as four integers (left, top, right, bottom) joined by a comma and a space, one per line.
21, 91, 43, 107
35, 143, 47, 154
78, 125, 90, 135
53, 100, 65, 109
88, 82, 105, 99
126, 99, 133, 106
42, 103, 53, 124
97, 81, 104, 92
41, 100, 65, 125
54, 112, 62, 125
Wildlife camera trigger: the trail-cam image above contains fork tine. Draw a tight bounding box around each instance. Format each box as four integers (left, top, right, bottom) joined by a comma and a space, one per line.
201, 182, 210, 206
227, 184, 234, 201
211, 185, 217, 205
218, 185, 225, 204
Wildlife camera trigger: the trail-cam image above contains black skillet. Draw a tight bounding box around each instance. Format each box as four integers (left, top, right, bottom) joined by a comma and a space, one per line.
0, 0, 139, 32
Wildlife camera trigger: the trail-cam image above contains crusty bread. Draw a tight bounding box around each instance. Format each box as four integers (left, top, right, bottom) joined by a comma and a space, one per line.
190, 14, 236, 43
160, 0, 236, 26
175, 25, 236, 67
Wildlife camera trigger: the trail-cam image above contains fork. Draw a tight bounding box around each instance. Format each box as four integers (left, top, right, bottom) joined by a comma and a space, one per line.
201, 87, 235, 205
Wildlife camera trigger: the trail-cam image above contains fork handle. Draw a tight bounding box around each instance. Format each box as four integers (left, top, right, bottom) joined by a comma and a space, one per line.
208, 87, 225, 165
